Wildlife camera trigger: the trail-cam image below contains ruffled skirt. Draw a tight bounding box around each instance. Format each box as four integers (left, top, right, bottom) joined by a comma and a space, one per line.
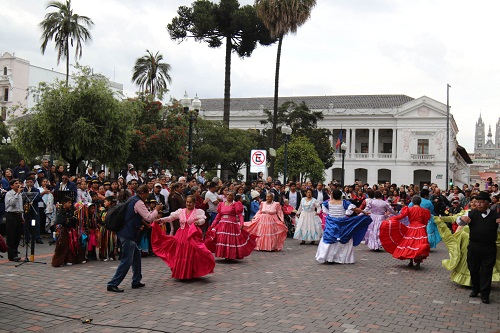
293, 211, 323, 241
244, 215, 288, 251
435, 217, 500, 286
364, 214, 385, 250
379, 217, 430, 261
315, 215, 372, 264
205, 219, 256, 259
152, 222, 215, 279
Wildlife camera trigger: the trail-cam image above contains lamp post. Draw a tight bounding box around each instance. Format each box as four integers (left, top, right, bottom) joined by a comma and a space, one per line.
340, 142, 347, 186
180, 92, 201, 177
281, 125, 292, 184
1, 136, 11, 170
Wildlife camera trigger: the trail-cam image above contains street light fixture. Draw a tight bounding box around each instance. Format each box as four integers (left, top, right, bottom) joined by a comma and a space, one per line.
340, 142, 347, 186
281, 125, 292, 185
2, 137, 11, 144
180, 92, 201, 176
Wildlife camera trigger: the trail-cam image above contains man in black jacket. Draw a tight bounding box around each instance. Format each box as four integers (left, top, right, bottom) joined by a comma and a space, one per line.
457, 191, 500, 304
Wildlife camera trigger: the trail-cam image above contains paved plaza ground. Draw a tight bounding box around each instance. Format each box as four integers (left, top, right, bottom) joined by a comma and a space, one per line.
0, 236, 499, 333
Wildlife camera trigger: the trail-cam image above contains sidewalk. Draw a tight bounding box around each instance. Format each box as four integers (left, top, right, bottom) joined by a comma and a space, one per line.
0, 238, 498, 333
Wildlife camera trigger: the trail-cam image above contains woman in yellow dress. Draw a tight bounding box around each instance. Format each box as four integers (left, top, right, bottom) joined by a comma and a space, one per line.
435, 199, 500, 286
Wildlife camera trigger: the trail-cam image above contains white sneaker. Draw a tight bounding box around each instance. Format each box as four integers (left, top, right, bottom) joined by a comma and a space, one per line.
65, 263, 72, 266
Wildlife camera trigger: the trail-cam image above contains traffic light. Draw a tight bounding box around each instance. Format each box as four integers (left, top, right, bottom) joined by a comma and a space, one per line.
449, 178, 453, 186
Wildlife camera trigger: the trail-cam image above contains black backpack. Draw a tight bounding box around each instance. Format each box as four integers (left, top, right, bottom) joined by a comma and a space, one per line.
105, 197, 136, 232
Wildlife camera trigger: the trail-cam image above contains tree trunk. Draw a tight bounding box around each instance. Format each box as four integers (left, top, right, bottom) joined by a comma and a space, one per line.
222, 36, 232, 127
269, 34, 284, 178
65, 35, 69, 86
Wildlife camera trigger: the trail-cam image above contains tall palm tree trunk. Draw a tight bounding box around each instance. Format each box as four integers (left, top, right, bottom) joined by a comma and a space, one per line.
223, 36, 232, 127
269, 34, 284, 178
65, 35, 69, 86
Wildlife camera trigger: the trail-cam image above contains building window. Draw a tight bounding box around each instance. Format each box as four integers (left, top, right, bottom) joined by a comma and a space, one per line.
478, 143, 482, 148
3, 67, 7, 75
417, 139, 429, 154
3, 88, 8, 102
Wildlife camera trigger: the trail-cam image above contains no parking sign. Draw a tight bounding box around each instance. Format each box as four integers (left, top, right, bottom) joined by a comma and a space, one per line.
250, 149, 267, 173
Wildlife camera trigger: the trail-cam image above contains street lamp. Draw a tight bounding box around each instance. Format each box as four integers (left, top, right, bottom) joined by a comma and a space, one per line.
1, 136, 11, 170
281, 125, 292, 184
340, 142, 347, 186
180, 92, 201, 176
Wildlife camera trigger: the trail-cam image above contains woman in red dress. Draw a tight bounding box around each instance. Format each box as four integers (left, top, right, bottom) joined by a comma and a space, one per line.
205, 192, 256, 260
379, 195, 431, 269
152, 195, 215, 279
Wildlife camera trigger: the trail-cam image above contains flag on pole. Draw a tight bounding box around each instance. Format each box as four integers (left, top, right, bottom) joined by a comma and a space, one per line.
335, 130, 343, 150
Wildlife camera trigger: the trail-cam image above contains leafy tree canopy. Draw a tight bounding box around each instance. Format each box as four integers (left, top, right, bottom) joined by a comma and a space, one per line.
260, 100, 334, 170
14, 66, 137, 174
192, 119, 263, 176
128, 96, 188, 174
275, 135, 325, 183
168, 0, 276, 126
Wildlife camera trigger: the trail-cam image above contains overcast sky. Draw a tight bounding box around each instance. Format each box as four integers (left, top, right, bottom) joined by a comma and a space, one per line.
2, 0, 499, 153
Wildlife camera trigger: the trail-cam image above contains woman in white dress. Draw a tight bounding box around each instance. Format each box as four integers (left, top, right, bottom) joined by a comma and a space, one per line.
293, 189, 323, 245
315, 189, 372, 264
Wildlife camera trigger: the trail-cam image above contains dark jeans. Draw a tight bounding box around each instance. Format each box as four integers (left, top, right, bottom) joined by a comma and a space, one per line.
5, 212, 23, 260
107, 236, 142, 287
467, 242, 496, 298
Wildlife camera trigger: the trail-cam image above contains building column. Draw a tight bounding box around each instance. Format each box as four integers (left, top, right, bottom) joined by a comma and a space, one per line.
374, 128, 380, 157
368, 128, 374, 157
351, 128, 356, 156
345, 128, 351, 158
392, 128, 397, 159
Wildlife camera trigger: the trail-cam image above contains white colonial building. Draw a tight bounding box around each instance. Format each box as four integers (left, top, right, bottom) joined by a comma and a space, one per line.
0, 51, 123, 121
200, 94, 472, 188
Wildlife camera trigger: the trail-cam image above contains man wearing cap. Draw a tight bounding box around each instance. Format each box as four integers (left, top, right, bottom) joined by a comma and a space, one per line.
85, 167, 96, 181
126, 167, 138, 184
457, 191, 500, 304
148, 183, 167, 217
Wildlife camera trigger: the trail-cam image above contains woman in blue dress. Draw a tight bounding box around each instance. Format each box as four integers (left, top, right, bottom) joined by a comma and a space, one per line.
315, 189, 372, 264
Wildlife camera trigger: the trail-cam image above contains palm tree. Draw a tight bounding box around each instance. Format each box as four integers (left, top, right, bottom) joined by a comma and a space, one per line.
132, 50, 172, 100
254, 0, 316, 176
39, 0, 94, 85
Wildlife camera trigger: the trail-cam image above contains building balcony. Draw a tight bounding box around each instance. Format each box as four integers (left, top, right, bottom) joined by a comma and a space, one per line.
411, 154, 434, 164
0, 75, 11, 85
334, 153, 393, 160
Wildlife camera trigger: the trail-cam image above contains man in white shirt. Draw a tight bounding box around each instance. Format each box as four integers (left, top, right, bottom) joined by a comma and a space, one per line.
205, 183, 219, 227
126, 168, 139, 184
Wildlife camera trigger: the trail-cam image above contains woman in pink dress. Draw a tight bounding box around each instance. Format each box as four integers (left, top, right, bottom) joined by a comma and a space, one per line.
151, 195, 215, 279
205, 192, 256, 260
244, 192, 288, 251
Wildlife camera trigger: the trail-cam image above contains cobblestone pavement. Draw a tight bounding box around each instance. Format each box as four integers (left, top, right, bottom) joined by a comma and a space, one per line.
0, 236, 499, 333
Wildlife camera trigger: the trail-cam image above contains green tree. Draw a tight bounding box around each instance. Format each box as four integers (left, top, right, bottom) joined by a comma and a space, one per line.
14, 67, 136, 174
255, 0, 316, 175
168, 0, 275, 126
260, 100, 334, 172
132, 50, 172, 101
192, 119, 263, 177
39, 0, 94, 85
0, 121, 23, 170
275, 135, 324, 182
128, 98, 188, 174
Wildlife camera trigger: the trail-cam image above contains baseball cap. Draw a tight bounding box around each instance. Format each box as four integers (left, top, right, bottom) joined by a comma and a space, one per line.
154, 183, 162, 187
